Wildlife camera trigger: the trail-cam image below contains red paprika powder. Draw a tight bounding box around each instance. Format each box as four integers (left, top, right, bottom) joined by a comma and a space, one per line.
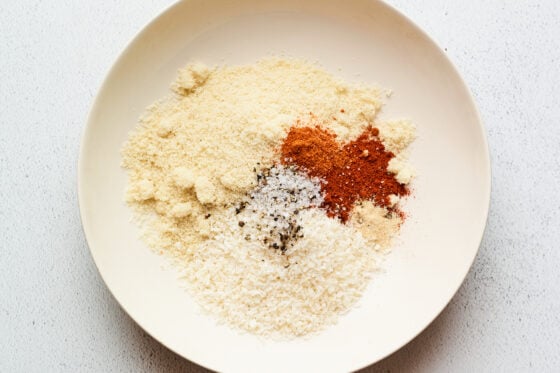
280, 124, 407, 222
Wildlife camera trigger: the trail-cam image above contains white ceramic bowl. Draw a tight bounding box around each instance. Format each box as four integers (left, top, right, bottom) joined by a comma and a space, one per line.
79, 0, 490, 371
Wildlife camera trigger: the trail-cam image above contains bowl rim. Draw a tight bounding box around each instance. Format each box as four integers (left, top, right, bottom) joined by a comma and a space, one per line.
77, 0, 491, 371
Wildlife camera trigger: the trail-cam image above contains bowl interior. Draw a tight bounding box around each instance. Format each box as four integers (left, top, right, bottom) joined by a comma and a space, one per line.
79, 0, 490, 372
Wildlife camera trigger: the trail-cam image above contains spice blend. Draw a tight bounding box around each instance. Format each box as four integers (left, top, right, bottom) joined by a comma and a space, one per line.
281, 125, 407, 222
122, 58, 416, 338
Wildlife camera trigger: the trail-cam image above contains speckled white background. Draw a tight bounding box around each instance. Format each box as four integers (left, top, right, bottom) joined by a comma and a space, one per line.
1, 1, 559, 372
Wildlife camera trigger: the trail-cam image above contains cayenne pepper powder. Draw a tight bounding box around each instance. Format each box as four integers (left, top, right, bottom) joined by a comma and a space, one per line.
281, 125, 407, 222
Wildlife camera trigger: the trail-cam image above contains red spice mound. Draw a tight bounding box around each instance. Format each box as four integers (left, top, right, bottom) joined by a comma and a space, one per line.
281, 125, 408, 222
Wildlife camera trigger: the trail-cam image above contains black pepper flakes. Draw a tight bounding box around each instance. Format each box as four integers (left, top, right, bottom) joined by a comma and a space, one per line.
234, 165, 323, 255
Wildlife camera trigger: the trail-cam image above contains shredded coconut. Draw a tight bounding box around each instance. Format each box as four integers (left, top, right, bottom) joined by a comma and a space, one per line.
184, 209, 378, 337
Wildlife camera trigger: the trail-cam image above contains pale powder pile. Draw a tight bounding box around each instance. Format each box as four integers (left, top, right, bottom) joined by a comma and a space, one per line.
121, 58, 416, 337
186, 209, 377, 337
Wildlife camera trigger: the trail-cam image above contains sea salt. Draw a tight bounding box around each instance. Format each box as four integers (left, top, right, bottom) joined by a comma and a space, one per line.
233, 165, 324, 252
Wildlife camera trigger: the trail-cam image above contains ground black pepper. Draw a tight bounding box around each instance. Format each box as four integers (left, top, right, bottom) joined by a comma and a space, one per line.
234, 165, 323, 257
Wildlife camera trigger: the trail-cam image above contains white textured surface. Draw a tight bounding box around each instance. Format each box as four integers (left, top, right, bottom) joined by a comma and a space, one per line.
1, 1, 559, 371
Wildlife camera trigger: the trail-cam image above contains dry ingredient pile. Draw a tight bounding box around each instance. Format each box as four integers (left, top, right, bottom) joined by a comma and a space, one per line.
122, 58, 416, 337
